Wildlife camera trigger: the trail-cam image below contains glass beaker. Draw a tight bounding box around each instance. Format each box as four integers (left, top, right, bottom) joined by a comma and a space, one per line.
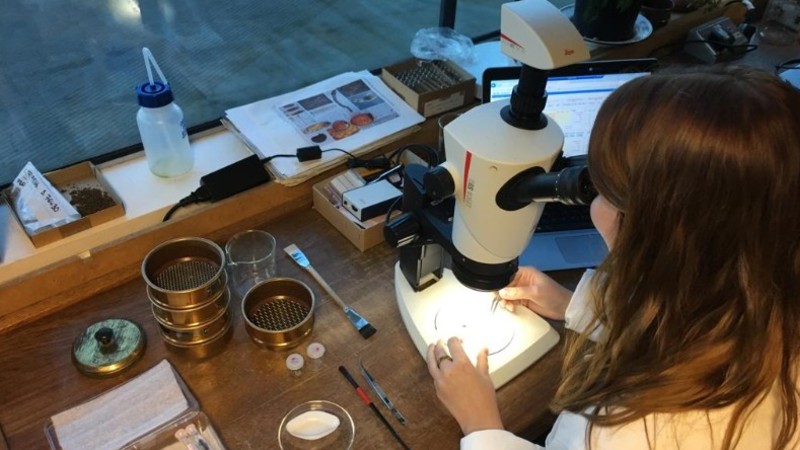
225, 230, 277, 299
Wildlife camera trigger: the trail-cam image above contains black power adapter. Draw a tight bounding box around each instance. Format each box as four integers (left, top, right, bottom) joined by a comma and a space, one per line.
297, 145, 322, 162
163, 154, 271, 221
200, 154, 271, 201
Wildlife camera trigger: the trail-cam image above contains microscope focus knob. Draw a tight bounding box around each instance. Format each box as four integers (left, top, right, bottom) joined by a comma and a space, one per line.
384, 212, 420, 247
423, 166, 455, 201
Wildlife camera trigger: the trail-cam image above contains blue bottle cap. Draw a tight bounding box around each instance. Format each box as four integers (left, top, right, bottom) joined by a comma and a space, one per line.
136, 81, 175, 108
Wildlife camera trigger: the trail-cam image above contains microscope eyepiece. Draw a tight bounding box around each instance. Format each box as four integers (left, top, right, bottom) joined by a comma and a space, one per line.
528, 165, 596, 206
497, 164, 597, 211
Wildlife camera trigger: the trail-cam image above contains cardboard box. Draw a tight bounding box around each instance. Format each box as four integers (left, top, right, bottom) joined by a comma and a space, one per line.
312, 174, 387, 252
381, 58, 475, 117
5, 162, 125, 247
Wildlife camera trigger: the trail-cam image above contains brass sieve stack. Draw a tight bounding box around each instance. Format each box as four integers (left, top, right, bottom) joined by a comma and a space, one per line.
142, 237, 232, 358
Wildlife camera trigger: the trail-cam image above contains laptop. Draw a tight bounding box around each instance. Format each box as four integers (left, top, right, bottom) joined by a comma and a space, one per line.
482, 58, 657, 271
779, 61, 800, 89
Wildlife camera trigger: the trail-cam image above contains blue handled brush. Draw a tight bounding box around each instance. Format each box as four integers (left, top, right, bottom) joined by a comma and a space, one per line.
284, 244, 376, 339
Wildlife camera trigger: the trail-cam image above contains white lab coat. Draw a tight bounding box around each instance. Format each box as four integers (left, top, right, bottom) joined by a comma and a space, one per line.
461, 270, 799, 450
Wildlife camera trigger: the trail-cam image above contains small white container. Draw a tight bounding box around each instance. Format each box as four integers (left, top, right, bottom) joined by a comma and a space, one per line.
306, 342, 326, 371
286, 353, 305, 377
136, 81, 193, 177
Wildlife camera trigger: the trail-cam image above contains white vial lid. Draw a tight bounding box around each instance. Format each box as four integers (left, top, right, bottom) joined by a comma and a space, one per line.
286, 353, 304, 371
306, 342, 326, 360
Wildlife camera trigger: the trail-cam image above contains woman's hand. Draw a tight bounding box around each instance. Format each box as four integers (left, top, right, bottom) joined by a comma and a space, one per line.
426, 337, 503, 436
500, 266, 573, 320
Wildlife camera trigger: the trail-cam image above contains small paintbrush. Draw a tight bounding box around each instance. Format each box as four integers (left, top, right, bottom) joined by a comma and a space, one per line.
284, 244, 376, 339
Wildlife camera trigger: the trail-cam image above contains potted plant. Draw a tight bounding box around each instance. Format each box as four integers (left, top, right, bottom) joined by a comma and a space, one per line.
572, 0, 644, 41
672, 0, 721, 13
641, 0, 675, 29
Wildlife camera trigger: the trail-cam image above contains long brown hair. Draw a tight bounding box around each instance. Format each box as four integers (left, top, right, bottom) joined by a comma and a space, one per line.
554, 66, 800, 450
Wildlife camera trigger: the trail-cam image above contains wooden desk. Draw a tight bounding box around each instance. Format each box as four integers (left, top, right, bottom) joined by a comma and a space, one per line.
0, 207, 581, 449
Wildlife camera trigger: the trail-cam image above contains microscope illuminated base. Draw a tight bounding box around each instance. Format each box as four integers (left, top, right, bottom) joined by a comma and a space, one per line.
394, 263, 559, 388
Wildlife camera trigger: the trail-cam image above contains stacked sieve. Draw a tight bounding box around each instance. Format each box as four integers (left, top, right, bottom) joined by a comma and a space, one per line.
142, 237, 233, 358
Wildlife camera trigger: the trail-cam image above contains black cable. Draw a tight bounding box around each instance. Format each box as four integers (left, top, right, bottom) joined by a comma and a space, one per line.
261, 148, 357, 165
384, 195, 403, 223
367, 164, 404, 188
347, 156, 393, 170
256, 144, 429, 185
473, 29, 501, 44
162, 185, 212, 222
259, 153, 296, 164
388, 143, 441, 167
323, 148, 357, 159
775, 58, 800, 74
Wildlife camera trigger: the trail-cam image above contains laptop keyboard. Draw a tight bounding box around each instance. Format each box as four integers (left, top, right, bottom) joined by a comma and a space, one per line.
536, 203, 594, 232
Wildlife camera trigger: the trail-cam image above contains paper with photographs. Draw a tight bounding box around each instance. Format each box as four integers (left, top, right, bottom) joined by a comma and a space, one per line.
279, 78, 400, 144
224, 71, 424, 185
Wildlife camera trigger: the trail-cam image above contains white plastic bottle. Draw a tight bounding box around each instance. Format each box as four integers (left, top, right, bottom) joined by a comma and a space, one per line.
136, 81, 193, 177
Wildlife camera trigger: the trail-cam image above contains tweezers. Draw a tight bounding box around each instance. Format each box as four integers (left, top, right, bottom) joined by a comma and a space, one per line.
490, 292, 501, 314
359, 362, 407, 426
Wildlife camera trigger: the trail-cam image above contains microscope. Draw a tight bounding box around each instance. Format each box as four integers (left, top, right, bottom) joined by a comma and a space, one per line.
384, 0, 592, 388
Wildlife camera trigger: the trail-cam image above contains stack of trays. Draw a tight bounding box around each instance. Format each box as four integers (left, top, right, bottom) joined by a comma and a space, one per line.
142, 237, 233, 358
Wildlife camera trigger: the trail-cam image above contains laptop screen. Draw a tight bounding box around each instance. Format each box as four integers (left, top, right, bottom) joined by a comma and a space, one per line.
483, 59, 656, 158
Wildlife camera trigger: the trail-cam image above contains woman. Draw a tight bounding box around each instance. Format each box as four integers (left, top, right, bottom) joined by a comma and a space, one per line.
427, 66, 800, 449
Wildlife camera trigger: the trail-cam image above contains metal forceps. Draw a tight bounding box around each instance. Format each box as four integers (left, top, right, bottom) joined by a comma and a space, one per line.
490, 291, 501, 314
359, 361, 407, 426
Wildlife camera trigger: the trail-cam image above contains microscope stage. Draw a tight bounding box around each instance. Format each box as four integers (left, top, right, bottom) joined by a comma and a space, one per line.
394, 263, 560, 388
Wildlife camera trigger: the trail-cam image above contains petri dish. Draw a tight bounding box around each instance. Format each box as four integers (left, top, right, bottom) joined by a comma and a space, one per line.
278, 400, 355, 450
434, 294, 515, 356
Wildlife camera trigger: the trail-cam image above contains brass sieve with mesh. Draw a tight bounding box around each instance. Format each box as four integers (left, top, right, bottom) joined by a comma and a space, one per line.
155, 258, 219, 291
243, 278, 315, 350
142, 237, 227, 309
248, 297, 310, 330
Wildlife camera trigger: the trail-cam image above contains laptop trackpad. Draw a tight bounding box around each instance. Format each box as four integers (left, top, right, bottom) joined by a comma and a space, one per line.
555, 234, 607, 263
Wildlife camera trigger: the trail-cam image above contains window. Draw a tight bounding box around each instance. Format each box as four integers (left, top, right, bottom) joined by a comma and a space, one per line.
1, 0, 513, 186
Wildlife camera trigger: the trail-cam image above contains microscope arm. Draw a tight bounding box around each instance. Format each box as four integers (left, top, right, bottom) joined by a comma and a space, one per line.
385, 164, 519, 292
